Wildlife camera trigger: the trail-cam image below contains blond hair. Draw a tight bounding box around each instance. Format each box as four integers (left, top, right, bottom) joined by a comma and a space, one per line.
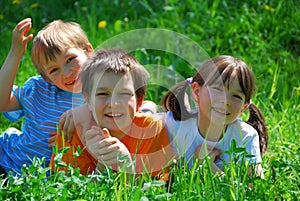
31, 20, 90, 82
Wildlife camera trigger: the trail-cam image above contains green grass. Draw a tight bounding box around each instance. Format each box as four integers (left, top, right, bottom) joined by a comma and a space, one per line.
0, 0, 299, 200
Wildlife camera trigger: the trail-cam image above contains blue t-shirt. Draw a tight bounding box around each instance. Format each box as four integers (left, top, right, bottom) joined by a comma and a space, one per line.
0, 76, 84, 174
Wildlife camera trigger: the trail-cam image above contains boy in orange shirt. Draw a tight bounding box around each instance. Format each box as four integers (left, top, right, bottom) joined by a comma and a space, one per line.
50, 48, 174, 177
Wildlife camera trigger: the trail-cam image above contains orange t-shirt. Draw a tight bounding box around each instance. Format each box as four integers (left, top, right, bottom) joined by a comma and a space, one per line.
50, 113, 174, 177
50, 124, 97, 175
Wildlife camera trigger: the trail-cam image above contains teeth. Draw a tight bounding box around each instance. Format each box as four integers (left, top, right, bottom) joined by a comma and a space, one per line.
66, 80, 75, 85
106, 113, 122, 117
213, 108, 228, 115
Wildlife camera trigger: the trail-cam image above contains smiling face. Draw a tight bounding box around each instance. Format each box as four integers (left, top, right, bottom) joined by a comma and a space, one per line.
43, 47, 92, 93
86, 71, 142, 138
192, 70, 248, 130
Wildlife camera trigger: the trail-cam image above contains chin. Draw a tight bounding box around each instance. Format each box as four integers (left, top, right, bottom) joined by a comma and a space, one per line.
67, 85, 82, 93
210, 117, 226, 126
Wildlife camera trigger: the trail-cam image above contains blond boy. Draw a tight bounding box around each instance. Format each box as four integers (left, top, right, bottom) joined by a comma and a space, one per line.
0, 18, 93, 175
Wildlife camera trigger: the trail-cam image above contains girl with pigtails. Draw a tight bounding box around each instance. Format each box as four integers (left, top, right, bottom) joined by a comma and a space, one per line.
162, 55, 268, 178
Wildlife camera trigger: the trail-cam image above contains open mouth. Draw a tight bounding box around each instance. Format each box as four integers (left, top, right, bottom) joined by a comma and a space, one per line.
105, 113, 123, 118
65, 78, 77, 86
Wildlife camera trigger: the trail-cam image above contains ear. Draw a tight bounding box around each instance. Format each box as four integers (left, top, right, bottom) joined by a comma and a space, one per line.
191, 82, 201, 102
86, 43, 94, 54
136, 94, 145, 111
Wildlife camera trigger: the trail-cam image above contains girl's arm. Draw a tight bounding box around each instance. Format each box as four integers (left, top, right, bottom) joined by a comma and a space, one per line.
194, 144, 223, 174
0, 18, 33, 111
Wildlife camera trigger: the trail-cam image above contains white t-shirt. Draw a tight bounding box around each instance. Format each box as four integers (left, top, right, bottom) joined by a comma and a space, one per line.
163, 112, 262, 169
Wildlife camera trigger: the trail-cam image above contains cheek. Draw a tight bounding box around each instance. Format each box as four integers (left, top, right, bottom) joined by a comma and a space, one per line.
77, 56, 88, 67
48, 74, 59, 83
90, 98, 105, 113
127, 97, 137, 112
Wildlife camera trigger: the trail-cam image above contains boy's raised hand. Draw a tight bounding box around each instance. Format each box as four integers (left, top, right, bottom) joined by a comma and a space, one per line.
0, 18, 33, 112
11, 18, 33, 58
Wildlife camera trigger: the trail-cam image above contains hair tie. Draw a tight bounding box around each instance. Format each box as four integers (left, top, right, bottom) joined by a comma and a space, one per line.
186, 77, 193, 85
248, 99, 252, 106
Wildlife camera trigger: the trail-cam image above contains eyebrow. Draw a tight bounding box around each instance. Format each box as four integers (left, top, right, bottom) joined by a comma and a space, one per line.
95, 87, 108, 91
95, 86, 134, 92
231, 87, 244, 94
45, 65, 57, 72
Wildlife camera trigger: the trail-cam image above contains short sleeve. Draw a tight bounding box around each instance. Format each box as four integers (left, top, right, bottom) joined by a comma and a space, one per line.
243, 132, 262, 164
2, 85, 25, 121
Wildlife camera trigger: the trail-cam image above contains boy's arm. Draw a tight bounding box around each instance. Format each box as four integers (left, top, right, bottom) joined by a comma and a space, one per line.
58, 103, 92, 142
0, 18, 33, 111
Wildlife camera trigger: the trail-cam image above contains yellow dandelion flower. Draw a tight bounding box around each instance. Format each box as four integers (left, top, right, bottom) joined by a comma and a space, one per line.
30, 28, 36, 34
81, 7, 87, 12
295, 87, 300, 96
98, 20, 107, 28
12, 0, 20, 4
30, 3, 38, 9
264, 5, 275, 12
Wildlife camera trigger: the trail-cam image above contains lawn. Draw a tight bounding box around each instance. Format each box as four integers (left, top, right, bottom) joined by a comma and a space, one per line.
0, 0, 299, 200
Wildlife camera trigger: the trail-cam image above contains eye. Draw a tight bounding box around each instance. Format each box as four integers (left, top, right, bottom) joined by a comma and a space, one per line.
233, 94, 244, 101
121, 92, 133, 98
66, 56, 76, 64
49, 68, 58, 74
121, 92, 133, 96
96, 92, 109, 96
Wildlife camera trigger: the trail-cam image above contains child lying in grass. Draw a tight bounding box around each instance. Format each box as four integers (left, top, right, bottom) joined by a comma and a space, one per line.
162, 55, 268, 178
50, 48, 174, 179
56, 54, 267, 179
0, 18, 93, 176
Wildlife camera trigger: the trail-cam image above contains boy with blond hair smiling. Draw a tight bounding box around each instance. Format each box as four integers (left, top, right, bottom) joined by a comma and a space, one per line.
0, 18, 93, 176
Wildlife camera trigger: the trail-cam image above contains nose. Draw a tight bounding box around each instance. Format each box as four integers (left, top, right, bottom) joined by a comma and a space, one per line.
107, 95, 120, 108
217, 90, 230, 106
62, 65, 72, 77
223, 92, 231, 106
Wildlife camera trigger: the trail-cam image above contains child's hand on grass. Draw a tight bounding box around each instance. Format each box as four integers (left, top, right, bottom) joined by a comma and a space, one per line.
194, 144, 223, 174
194, 144, 222, 163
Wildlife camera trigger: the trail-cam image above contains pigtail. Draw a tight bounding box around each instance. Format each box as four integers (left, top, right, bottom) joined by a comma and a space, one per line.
246, 104, 268, 155
162, 81, 194, 121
